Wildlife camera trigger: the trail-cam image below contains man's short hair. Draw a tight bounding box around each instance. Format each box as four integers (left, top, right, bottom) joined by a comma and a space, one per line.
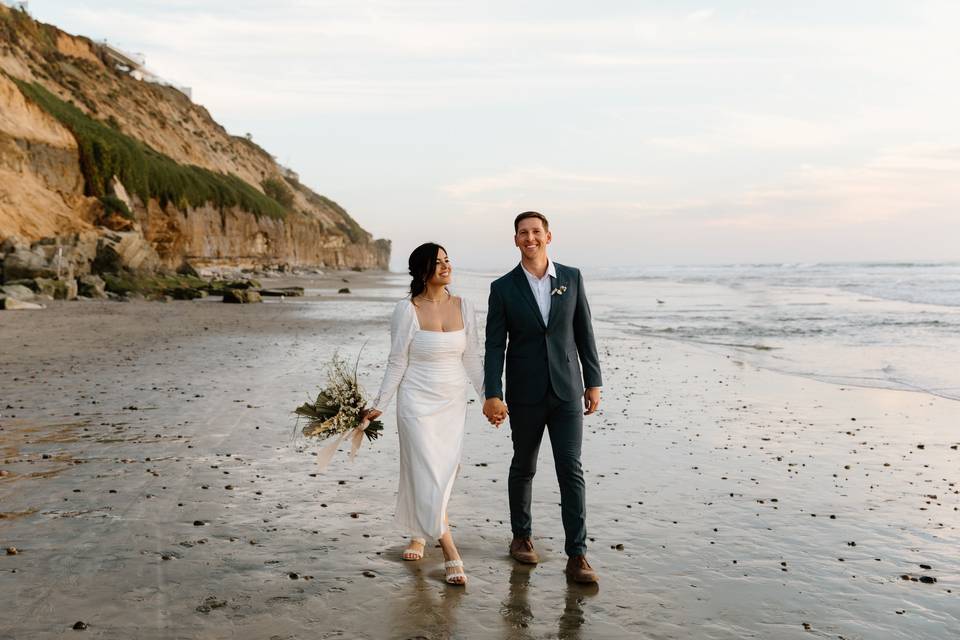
514, 211, 550, 233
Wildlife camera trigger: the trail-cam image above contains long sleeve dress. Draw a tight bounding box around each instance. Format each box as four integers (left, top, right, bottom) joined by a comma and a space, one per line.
369, 296, 485, 539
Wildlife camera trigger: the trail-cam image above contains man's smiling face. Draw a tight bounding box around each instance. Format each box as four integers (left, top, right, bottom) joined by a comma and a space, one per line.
515, 217, 552, 261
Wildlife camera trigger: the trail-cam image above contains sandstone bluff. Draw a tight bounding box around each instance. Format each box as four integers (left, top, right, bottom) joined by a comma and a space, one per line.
0, 5, 389, 307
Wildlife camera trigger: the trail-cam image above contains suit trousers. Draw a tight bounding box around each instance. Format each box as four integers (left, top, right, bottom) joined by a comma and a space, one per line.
507, 389, 587, 557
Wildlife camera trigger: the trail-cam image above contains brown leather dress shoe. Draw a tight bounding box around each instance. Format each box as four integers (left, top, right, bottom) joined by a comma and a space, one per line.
509, 537, 540, 564
565, 555, 599, 583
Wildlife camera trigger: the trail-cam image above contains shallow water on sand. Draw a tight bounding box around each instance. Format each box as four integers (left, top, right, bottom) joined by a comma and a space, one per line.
1, 271, 957, 639
585, 262, 960, 401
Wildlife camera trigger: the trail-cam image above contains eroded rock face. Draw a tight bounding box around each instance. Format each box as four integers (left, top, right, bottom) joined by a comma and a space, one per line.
77, 274, 106, 299
0, 235, 28, 254
2, 247, 56, 280
142, 201, 390, 271
0, 73, 88, 241
0, 231, 100, 283
92, 231, 162, 274
0, 14, 390, 271
1, 283, 35, 300
34, 276, 77, 300
32, 232, 99, 277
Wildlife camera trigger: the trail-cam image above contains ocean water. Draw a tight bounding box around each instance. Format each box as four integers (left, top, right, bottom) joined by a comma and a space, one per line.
584, 262, 960, 401
450, 262, 960, 402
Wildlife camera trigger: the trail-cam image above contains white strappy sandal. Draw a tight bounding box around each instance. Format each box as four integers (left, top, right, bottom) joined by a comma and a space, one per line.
444, 559, 467, 585
402, 538, 426, 561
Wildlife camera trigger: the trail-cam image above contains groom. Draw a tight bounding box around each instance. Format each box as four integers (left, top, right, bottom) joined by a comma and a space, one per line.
483, 211, 603, 584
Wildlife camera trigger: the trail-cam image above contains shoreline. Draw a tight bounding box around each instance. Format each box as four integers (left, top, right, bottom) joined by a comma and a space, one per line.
626, 327, 960, 402
1, 271, 958, 639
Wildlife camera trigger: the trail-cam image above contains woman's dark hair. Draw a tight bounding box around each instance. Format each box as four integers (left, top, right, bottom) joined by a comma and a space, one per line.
408, 242, 447, 300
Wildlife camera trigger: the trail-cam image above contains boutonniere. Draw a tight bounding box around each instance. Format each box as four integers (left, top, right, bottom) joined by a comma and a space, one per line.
551, 285, 567, 296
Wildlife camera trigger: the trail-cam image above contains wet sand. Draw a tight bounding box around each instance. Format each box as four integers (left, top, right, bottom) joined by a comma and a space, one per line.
1, 271, 958, 639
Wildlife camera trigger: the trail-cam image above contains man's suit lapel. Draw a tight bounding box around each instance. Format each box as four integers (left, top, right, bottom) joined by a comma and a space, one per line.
546, 265, 566, 329
511, 265, 546, 329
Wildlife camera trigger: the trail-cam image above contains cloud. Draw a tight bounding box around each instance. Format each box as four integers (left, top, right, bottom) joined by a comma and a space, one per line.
440, 167, 657, 199
686, 9, 716, 23
437, 145, 960, 234
690, 144, 960, 230
646, 113, 845, 153
50, 2, 959, 114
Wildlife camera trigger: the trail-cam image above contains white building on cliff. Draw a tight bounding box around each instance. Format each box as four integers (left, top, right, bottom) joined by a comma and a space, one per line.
98, 40, 192, 100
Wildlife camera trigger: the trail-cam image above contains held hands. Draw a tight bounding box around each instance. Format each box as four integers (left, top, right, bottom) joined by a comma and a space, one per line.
482, 397, 508, 428
483, 390, 597, 424
583, 387, 601, 415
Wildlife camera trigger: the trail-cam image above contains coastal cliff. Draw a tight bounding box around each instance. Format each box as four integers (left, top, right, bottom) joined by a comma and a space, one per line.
0, 5, 389, 273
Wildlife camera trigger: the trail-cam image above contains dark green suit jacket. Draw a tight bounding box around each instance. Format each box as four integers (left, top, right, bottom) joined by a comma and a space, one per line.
484, 263, 602, 405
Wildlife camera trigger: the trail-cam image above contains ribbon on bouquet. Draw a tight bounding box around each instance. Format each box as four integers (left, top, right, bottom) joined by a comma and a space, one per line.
315, 419, 371, 470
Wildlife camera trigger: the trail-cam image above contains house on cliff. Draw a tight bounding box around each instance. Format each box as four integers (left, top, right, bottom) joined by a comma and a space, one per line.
98, 40, 192, 100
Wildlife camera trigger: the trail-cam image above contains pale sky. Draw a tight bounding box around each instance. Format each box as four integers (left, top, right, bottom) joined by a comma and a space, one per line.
25, 1, 960, 270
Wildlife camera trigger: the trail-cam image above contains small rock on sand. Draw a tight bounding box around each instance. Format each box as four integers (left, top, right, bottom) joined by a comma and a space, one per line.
1, 297, 44, 310
196, 596, 227, 613
222, 289, 262, 304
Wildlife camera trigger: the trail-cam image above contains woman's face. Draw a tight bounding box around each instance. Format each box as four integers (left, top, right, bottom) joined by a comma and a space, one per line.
428, 248, 453, 286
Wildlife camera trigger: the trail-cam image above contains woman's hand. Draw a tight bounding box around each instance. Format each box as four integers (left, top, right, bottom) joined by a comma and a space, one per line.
361, 408, 383, 422
358, 408, 381, 431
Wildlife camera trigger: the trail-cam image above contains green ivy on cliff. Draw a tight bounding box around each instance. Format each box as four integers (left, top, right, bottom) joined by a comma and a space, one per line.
301, 189, 369, 244
261, 177, 294, 208
100, 194, 133, 220
12, 79, 288, 220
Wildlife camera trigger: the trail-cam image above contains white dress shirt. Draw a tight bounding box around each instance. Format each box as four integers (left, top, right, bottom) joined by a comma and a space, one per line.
521, 259, 556, 326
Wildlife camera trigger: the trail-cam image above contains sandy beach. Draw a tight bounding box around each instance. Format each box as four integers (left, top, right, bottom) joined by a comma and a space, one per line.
1, 270, 958, 639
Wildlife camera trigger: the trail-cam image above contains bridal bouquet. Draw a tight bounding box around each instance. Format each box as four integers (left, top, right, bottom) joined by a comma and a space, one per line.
294, 352, 383, 468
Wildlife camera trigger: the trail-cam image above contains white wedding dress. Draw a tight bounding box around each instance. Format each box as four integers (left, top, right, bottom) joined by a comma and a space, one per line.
370, 296, 485, 540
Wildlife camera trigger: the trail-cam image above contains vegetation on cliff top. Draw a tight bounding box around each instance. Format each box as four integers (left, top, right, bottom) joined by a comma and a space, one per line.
0, 5, 58, 53
13, 78, 289, 220
294, 183, 368, 244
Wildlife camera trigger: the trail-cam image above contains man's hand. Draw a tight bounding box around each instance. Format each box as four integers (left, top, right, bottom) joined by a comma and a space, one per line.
483, 397, 508, 428
583, 387, 601, 415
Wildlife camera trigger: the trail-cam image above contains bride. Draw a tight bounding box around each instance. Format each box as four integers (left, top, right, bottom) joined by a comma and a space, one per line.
361, 242, 484, 586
